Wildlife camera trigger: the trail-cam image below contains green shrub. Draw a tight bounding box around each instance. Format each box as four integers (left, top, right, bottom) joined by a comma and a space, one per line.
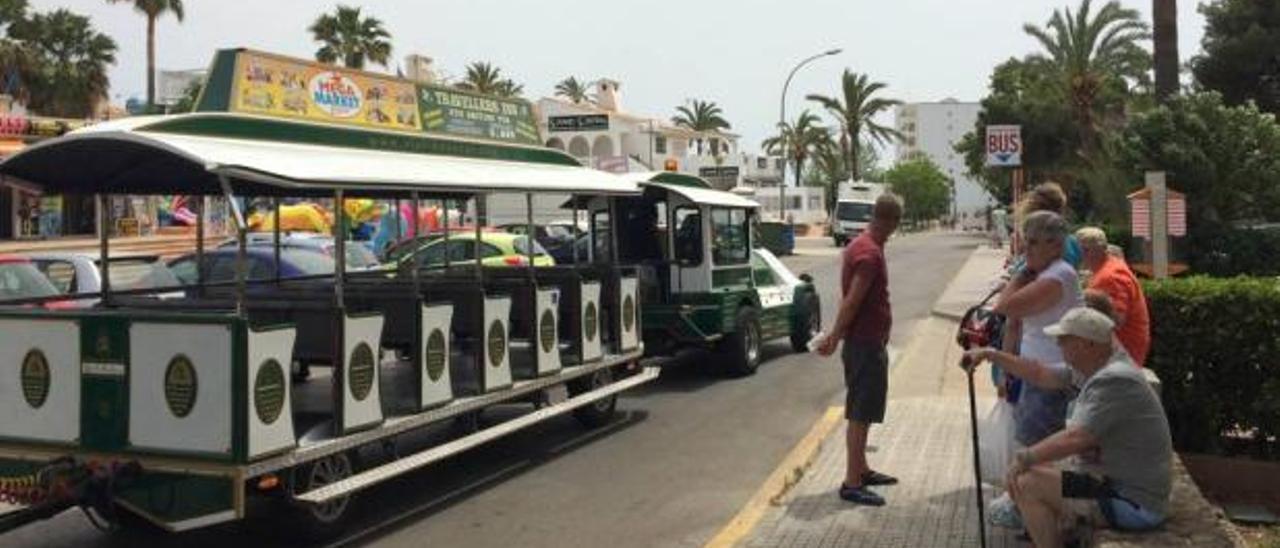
1143, 276, 1280, 457
1184, 224, 1280, 277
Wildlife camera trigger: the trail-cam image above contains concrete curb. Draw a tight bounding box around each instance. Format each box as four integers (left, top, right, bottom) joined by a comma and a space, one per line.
927, 246, 1007, 322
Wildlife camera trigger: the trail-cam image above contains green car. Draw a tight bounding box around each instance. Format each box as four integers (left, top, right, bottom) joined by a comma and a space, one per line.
396, 231, 556, 269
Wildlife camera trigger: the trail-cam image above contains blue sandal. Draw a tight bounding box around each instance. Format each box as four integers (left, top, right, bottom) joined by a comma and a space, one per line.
838, 484, 886, 506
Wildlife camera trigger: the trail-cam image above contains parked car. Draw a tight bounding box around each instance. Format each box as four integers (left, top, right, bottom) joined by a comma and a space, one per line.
219, 232, 381, 271
0, 255, 71, 309
168, 247, 337, 285
548, 233, 595, 264
497, 223, 576, 255
397, 232, 554, 269
379, 226, 497, 263
26, 253, 183, 306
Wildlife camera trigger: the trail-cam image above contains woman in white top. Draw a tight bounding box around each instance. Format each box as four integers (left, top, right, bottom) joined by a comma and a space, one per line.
994, 210, 1084, 447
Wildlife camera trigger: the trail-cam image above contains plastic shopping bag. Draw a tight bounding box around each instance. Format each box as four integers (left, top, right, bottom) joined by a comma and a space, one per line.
978, 399, 1019, 487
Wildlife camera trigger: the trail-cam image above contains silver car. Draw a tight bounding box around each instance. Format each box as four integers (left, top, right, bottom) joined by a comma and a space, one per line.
26, 252, 183, 307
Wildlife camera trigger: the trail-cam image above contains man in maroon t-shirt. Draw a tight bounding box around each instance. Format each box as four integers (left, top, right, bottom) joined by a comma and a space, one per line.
817, 193, 902, 506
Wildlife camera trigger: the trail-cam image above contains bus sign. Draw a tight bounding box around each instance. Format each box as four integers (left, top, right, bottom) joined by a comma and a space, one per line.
985, 125, 1022, 167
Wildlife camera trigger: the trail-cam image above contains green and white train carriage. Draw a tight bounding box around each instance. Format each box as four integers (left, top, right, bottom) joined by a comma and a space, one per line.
602, 172, 823, 376
0, 49, 654, 538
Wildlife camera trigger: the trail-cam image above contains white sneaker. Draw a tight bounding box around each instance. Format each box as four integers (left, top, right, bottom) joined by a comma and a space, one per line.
987, 492, 1024, 529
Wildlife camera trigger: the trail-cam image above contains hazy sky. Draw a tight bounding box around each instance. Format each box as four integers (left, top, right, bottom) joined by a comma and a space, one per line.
35, 0, 1206, 158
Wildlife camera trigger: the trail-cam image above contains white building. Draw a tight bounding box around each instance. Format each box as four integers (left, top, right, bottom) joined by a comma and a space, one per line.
537, 81, 781, 191
895, 99, 992, 218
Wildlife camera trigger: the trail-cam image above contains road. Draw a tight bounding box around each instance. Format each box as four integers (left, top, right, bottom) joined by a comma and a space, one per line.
1, 230, 983, 548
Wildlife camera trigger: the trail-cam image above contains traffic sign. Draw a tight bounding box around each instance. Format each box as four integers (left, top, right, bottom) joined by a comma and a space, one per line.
985, 125, 1022, 167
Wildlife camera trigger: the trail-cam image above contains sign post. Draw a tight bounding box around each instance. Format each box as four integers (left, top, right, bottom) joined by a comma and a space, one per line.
986, 125, 1023, 254
1149, 173, 1168, 279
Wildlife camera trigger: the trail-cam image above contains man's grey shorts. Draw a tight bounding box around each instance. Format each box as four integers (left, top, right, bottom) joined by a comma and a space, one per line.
842, 340, 888, 423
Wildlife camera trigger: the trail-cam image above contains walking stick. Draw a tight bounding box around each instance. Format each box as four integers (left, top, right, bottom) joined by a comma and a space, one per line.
964, 362, 989, 548
956, 285, 1003, 548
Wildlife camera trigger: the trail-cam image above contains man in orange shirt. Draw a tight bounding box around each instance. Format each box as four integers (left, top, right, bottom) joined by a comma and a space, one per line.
1076, 228, 1151, 366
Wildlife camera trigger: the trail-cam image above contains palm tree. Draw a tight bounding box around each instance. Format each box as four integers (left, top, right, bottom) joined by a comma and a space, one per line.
455, 62, 523, 97
761, 110, 826, 188
554, 76, 590, 103
106, 0, 183, 107
671, 99, 731, 155
12, 8, 117, 118
1152, 0, 1178, 102
309, 5, 392, 70
1023, 0, 1150, 154
493, 78, 523, 98
806, 70, 902, 183
0, 2, 36, 104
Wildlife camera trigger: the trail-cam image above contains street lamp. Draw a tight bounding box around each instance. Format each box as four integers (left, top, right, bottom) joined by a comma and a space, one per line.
779, 48, 841, 222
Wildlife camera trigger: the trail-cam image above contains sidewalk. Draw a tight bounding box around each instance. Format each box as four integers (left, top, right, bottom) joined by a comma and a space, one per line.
740, 246, 1019, 548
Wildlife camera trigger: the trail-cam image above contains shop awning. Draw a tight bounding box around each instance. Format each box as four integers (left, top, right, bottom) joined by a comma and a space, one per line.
0, 115, 640, 198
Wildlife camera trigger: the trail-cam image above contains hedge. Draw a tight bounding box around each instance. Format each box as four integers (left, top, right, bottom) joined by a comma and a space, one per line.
1143, 276, 1280, 457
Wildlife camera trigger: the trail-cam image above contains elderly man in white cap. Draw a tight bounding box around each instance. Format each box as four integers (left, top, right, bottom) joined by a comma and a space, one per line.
969, 307, 1172, 547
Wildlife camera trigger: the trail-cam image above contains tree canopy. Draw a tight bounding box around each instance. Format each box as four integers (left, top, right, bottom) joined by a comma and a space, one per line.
309, 5, 391, 69
6, 3, 116, 117
955, 57, 1079, 206
762, 110, 826, 188
806, 69, 901, 183
1111, 91, 1280, 225
671, 99, 731, 132
1191, 0, 1280, 116
456, 61, 523, 98
1022, 0, 1150, 157
884, 156, 952, 226
554, 76, 589, 103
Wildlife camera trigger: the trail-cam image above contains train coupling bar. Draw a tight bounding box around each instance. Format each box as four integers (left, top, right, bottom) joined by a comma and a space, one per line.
0, 457, 142, 535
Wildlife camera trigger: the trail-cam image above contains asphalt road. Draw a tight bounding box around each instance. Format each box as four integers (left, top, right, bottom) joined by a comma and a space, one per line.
0, 230, 983, 548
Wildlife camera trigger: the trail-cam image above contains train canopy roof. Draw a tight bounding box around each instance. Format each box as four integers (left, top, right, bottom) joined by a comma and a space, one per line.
0, 114, 640, 198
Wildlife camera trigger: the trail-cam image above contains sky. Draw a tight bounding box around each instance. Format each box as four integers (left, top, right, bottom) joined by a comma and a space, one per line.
34, 0, 1206, 159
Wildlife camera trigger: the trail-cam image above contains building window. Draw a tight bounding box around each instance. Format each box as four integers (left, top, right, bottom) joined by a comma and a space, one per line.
654, 135, 667, 154
711, 208, 748, 265
757, 157, 767, 169
709, 138, 720, 156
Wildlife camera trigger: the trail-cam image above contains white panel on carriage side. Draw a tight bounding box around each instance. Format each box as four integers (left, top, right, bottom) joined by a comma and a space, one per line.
247, 325, 296, 459
482, 296, 513, 391
420, 304, 454, 409
581, 282, 603, 362
535, 288, 562, 375
0, 319, 80, 444
341, 313, 385, 432
129, 323, 232, 455
619, 276, 640, 352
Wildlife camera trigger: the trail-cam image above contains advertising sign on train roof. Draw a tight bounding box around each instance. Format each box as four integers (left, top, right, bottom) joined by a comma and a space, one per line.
200, 49, 542, 147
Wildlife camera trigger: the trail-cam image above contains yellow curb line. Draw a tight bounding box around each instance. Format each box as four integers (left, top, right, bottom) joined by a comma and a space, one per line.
703, 406, 844, 548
